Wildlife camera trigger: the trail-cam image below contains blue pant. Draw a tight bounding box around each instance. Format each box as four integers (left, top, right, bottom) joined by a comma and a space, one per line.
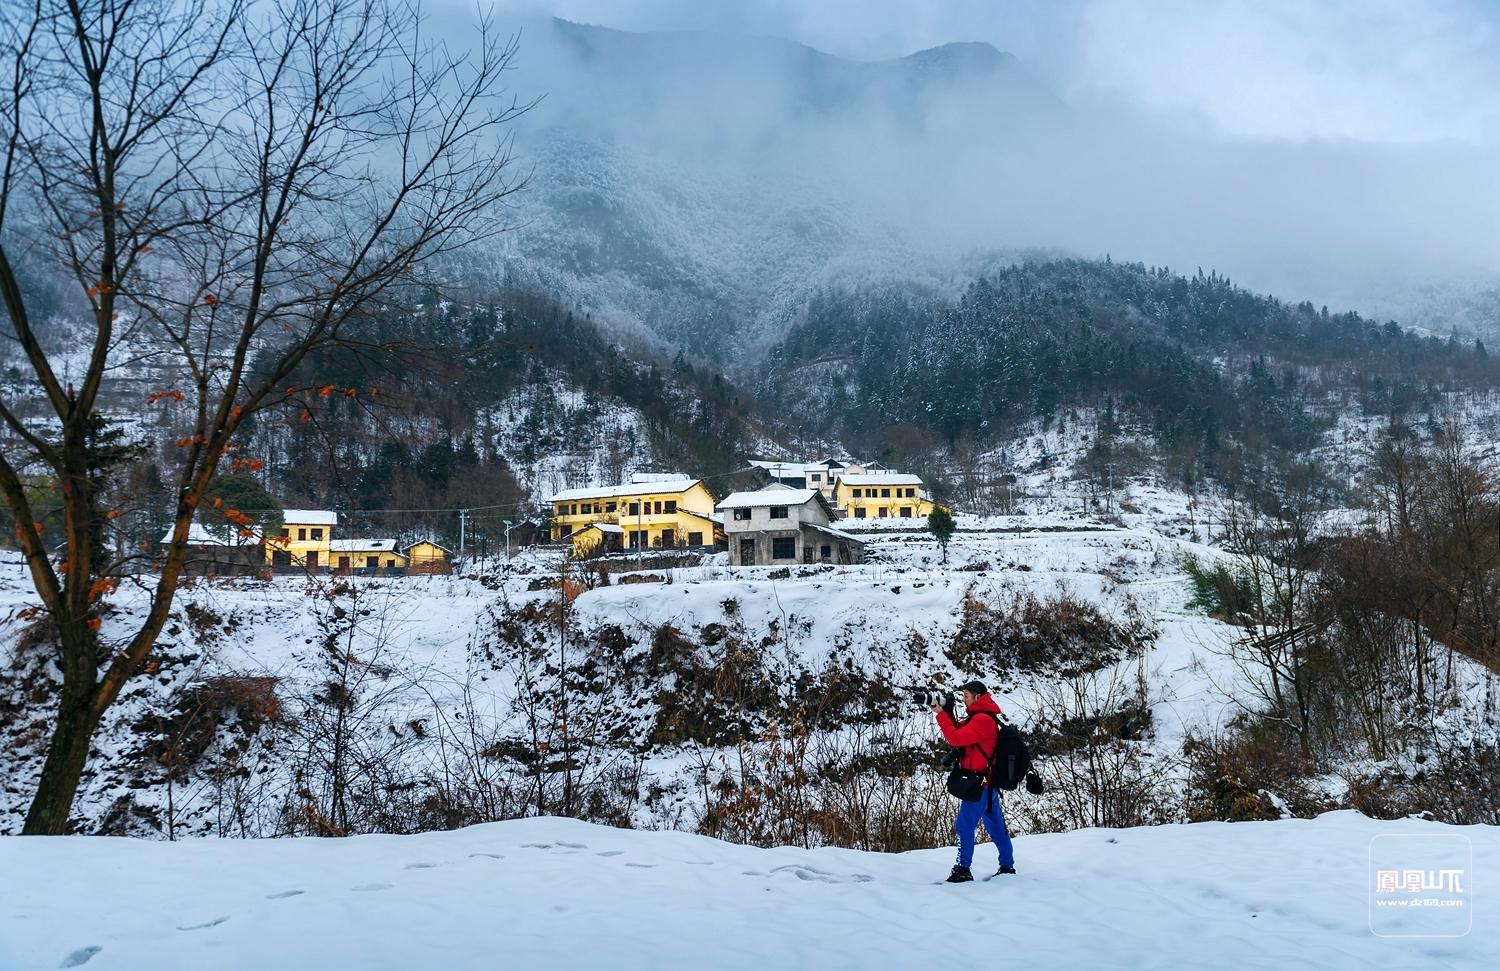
954, 789, 1013, 869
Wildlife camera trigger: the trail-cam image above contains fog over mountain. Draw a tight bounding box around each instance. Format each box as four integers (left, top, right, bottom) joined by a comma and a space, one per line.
435, 8, 1500, 362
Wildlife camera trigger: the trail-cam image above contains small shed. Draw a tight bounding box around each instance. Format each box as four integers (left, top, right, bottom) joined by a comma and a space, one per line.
570, 522, 625, 558
404, 540, 454, 575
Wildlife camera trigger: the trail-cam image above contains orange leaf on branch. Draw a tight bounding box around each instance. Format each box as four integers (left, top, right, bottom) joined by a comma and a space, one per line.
87, 618, 102, 632
300, 409, 311, 421
318, 385, 334, 397
106, 510, 121, 520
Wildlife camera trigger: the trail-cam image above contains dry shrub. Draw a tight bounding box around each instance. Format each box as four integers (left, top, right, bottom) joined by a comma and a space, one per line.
697, 722, 952, 852
137, 675, 282, 768
1182, 724, 1332, 822
1341, 743, 1500, 825
949, 588, 1156, 678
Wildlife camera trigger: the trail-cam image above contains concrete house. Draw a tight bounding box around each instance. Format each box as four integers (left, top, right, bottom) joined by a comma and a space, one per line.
717, 489, 864, 566
267, 509, 337, 571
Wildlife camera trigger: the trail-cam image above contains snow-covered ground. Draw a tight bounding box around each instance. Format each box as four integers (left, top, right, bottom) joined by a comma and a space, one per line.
1, 811, 1490, 970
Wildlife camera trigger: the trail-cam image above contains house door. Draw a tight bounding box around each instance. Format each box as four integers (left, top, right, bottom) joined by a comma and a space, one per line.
306, 551, 319, 571
739, 538, 756, 565
338, 556, 351, 574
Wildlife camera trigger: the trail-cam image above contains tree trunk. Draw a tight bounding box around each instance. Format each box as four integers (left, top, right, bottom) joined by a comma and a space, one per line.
23, 679, 101, 835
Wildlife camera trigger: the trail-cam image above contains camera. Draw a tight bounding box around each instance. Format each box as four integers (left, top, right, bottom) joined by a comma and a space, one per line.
914, 689, 955, 711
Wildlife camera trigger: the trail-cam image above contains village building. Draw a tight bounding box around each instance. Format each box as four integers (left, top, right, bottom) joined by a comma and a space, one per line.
748, 459, 861, 498
549, 477, 723, 553
832, 473, 943, 520
404, 540, 454, 575
330, 539, 407, 575
717, 488, 864, 566
267, 509, 337, 571
166, 523, 267, 577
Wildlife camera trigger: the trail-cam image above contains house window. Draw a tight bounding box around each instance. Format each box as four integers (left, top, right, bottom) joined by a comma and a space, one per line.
581, 503, 592, 514
665, 500, 677, 513
820, 544, 831, 560
906, 488, 916, 498
881, 489, 891, 498
772, 537, 796, 559
769, 506, 789, 519
661, 529, 675, 548
386, 559, 395, 568
901, 506, 912, 517
854, 508, 867, 518
311, 528, 323, 540
688, 532, 703, 547
809, 473, 821, 483
852, 488, 862, 498
606, 502, 617, 512
570, 504, 578, 516
733, 507, 752, 521
629, 502, 640, 516
298, 528, 307, 541
654, 501, 664, 514
557, 504, 567, 516
367, 556, 379, 569
629, 530, 645, 548
278, 528, 290, 538
879, 507, 888, 518
338, 556, 351, 570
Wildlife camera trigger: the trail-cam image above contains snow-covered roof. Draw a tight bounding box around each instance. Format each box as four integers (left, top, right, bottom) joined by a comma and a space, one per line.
835, 473, 924, 487
282, 509, 338, 526
164, 522, 258, 546
806, 522, 864, 544
630, 471, 691, 483
681, 509, 724, 525
403, 540, 454, 554
329, 538, 401, 553
570, 522, 625, 536
549, 480, 703, 502
717, 488, 819, 509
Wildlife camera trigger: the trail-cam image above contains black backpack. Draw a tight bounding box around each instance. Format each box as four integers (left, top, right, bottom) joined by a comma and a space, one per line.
989, 721, 1031, 791
980, 715, 1044, 794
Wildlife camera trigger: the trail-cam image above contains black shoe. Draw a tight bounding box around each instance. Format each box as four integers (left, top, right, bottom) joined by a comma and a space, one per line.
946, 866, 974, 883
995, 865, 1016, 875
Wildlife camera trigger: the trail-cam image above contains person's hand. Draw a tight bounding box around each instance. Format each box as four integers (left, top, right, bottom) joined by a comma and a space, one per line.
929, 698, 943, 713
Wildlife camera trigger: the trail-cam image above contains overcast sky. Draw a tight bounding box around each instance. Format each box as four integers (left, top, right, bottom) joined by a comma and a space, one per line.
492, 0, 1500, 144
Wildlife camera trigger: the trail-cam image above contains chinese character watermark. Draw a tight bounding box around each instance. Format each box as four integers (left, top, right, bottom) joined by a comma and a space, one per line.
1369, 834, 1472, 938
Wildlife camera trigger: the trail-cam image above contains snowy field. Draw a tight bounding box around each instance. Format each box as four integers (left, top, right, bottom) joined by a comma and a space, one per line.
0, 812, 1490, 970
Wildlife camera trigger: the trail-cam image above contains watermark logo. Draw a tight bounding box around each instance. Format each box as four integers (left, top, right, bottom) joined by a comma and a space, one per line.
1369, 834, 1472, 938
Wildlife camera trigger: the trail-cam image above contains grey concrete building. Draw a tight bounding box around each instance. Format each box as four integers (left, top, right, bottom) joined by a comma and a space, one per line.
717, 488, 865, 566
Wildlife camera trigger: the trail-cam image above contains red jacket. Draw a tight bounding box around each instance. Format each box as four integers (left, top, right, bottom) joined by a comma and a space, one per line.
937, 694, 1003, 775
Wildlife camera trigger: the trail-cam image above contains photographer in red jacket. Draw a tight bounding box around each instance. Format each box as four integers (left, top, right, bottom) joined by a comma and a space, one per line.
931, 680, 1016, 883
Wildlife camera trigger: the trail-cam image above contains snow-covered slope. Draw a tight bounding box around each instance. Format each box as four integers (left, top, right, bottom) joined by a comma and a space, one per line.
0, 811, 1488, 970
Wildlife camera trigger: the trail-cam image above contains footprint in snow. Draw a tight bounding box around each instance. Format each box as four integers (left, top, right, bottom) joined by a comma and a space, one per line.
58, 946, 102, 967
555, 841, 587, 849
351, 884, 393, 892
404, 863, 440, 869
770, 865, 872, 884
177, 917, 230, 931
469, 853, 504, 859
265, 890, 304, 899
520, 843, 552, 849
624, 863, 655, 868
683, 861, 714, 866
596, 851, 624, 857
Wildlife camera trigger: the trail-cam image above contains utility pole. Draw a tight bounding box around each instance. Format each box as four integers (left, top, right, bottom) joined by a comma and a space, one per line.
459, 509, 468, 562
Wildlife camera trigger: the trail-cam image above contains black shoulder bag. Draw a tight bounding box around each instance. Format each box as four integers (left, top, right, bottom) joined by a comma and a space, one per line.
945, 713, 1000, 803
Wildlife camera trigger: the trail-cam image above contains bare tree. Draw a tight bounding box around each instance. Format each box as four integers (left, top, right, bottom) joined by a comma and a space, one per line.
0, 0, 530, 833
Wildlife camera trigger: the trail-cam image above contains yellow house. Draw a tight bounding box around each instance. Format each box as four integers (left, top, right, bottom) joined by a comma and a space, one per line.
267, 509, 336, 571
549, 478, 722, 554
832, 473, 945, 520
404, 540, 454, 575
330, 538, 408, 574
